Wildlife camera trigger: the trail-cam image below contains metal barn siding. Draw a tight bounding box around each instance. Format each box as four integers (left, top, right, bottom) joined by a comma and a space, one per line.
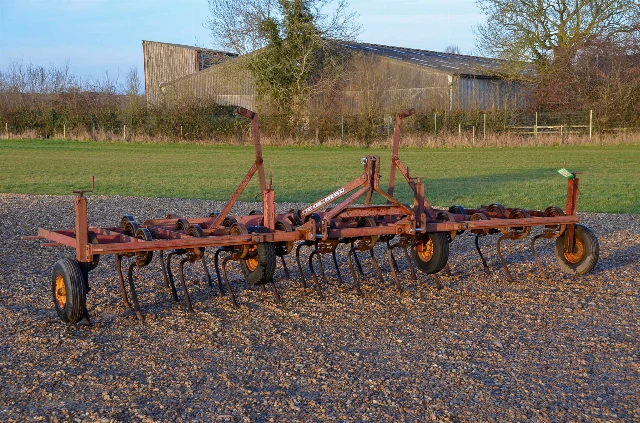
143, 41, 237, 106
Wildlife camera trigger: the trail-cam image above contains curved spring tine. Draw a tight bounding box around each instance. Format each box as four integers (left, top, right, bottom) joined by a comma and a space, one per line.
220, 257, 239, 308
178, 258, 194, 313
201, 253, 213, 289
213, 248, 226, 295
496, 234, 514, 283
443, 264, 452, 277
369, 248, 384, 285
295, 243, 308, 289
403, 247, 417, 281
386, 246, 402, 291
280, 256, 291, 282
308, 250, 325, 299
531, 233, 548, 277
126, 261, 144, 323
165, 252, 179, 302
317, 253, 326, 280
82, 308, 92, 326
387, 242, 400, 273
432, 272, 444, 290
115, 253, 131, 308
347, 247, 364, 296
350, 241, 365, 276
159, 250, 170, 288
269, 281, 282, 304
474, 235, 491, 274
331, 250, 343, 285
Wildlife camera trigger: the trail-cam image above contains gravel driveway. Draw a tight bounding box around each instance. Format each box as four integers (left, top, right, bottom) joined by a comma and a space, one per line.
1, 194, 638, 422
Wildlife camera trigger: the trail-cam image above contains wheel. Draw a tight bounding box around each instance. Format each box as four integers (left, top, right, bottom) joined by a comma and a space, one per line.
51, 258, 87, 324
411, 232, 449, 274
554, 224, 599, 275
240, 226, 276, 286
135, 227, 154, 267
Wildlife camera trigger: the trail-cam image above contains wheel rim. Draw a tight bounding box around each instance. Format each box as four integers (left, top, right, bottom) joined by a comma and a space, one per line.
564, 238, 585, 264
246, 256, 259, 272
55, 274, 66, 309
417, 238, 434, 261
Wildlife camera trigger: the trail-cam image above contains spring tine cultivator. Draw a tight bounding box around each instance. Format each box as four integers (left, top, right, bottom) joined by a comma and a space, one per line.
28, 107, 600, 325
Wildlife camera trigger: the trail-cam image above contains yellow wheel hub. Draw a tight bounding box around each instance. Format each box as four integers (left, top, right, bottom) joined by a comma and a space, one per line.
564, 238, 585, 264
245, 245, 259, 272
417, 238, 434, 261
55, 274, 66, 309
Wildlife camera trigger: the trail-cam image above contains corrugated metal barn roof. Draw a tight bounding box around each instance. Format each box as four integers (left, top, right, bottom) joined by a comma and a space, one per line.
340, 41, 509, 77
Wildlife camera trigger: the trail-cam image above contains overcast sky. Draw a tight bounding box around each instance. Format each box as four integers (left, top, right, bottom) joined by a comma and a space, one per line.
0, 0, 483, 85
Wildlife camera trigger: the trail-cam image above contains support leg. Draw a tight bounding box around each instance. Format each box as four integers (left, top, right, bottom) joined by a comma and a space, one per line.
178, 258, 194, 312
126, 262, 144, 323
496, 235, 514, 283
220, 258, 239, 308
475, 235, 491, 273
347, 247, 364, 296
165, 252, 179, 302
115, 253, 131, 308
432, 272, 444, 290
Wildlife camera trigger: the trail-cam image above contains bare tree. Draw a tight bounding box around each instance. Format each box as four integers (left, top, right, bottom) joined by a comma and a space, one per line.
206, 0, 360, 54
475, 0, 640, 65
444, 45, 460, 55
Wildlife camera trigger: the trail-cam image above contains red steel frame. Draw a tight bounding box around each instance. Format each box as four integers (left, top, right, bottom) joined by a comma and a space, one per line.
30, 107, 582, 264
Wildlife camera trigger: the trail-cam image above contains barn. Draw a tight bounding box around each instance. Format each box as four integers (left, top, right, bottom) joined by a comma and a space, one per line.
143, 40, 530, 112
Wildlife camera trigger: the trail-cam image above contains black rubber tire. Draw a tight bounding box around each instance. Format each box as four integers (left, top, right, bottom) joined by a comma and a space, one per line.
51, 258, 87, 325
554, 224, 599, 275
411, 232, 450, 274
240, 226, 277, 286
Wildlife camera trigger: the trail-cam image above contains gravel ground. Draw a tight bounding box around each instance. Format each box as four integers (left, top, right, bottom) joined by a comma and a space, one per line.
0, 193, 638, 422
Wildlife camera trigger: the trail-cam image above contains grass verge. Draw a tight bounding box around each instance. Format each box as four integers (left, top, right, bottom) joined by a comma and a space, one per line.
1, 139, 638, 214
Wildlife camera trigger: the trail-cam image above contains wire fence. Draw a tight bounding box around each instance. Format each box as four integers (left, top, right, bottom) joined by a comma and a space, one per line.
2, 107, 639, 145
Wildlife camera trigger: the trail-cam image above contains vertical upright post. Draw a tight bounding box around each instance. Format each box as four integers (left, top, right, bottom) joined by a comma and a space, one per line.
341, 116, 344, 141
434, 113, 437, 134
589, 110, 593, 140
63, 124, 66, 139
90, 113, 95, 139
51, 110, 56, 138
180, 125, 183, 138
124, 124, 127, 141
5, 122, 8, 139
74, 193, 90, 263
483, 113, 487, 139
534, 112, 538, 138
458, 123, 461, 138
472, 126, 475, 145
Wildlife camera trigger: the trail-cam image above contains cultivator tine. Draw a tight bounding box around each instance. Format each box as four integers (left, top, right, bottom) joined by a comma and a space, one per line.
201, 255, 214, 289
165, 252, 179, 302
220, 257, 239, 308
115, 253, 131, 308
432, 273, 444, 290
213, 248, 226, 295
369, 249, 384, 285
331, 250, 343, 285
386, 247, 402, 291
443, 264, 452, 277
82, 308, 92, 326
350, 241, 365, 276
474, 236, 491, 273
531, 233, 547, 277
159, 250, 170, 288
280, 256, 291, 282
269, 280, 282, 304
496, 234, 514, 283
126, 262, 144, 323
178, 258, 194, 312
347, 246, 364, 296
308, 249, 325, 299
295, 243, 308, 289
403, 247, 417, 281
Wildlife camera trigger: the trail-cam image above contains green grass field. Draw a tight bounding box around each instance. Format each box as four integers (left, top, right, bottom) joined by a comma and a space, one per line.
1, 139, 638, 213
